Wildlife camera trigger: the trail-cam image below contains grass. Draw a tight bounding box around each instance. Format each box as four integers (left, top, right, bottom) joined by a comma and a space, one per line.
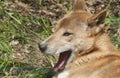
105, 17, 120, 51
0, 0, 120, 78
0, 2, 52, 77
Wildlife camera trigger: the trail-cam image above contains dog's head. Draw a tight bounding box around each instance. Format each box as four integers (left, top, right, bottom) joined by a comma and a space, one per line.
39, 0, 106, 73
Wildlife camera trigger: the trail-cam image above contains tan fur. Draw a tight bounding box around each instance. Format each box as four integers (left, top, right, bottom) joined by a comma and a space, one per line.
39, 0, 120, 78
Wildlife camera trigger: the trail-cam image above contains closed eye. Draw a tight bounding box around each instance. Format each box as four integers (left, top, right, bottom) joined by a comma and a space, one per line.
63, 32, 73, 36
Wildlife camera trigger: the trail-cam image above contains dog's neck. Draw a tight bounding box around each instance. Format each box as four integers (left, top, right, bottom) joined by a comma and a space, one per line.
68, 33, 119, 67
94, 33, 118, 53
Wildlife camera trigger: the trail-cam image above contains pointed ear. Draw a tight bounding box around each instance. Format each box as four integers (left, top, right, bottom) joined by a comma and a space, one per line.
73, 0, 86, 11
88, 9, 107, 26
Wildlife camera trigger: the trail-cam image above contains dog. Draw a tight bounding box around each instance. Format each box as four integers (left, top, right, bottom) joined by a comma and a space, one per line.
39, 0, 120, 78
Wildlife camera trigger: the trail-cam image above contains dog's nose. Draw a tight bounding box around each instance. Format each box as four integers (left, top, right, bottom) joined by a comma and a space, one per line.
38, 43, 47, 53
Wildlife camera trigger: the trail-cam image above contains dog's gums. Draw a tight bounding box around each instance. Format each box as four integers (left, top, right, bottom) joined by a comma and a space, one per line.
53, 51, 71, 72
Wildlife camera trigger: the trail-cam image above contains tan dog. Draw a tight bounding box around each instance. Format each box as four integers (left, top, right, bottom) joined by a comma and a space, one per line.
39, 0, 120, 78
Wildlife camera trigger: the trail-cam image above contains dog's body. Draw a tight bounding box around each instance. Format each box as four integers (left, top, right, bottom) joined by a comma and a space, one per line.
39, 0, 120, 78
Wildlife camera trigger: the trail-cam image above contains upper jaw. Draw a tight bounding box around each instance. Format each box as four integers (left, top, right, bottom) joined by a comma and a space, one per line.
42, 45, 73, 55
39, 42, 76, 72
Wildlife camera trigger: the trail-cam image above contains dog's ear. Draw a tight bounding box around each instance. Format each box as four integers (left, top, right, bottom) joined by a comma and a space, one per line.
87, 9, 107, 36
73, 0, 85, 11
88, 9, 107, 26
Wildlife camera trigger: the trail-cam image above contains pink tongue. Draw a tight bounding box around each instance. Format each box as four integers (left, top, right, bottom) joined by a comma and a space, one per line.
53, 51, 70, 72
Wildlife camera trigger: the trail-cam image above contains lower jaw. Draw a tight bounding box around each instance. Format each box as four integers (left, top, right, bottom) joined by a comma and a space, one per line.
53, 50, 72, 72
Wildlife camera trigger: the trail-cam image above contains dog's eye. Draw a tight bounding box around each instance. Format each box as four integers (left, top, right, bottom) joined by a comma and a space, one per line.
63, 32, 73, 36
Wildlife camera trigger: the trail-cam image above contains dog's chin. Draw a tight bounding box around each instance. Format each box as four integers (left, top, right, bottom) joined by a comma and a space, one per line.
53, 50, 72, 73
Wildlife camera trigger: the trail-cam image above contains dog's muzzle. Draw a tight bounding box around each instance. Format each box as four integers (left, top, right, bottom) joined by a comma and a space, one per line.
38, 43, 47, 53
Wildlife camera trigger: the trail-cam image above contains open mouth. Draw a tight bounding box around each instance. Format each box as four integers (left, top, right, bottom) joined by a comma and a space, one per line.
53, 50, 72, 72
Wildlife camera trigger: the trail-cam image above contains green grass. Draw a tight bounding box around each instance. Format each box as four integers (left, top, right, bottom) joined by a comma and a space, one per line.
0, 2, 52, 77
105, 17, 120, 51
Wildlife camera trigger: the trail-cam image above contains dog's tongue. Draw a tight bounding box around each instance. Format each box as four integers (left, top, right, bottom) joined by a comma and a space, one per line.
53, 51, 71, 72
